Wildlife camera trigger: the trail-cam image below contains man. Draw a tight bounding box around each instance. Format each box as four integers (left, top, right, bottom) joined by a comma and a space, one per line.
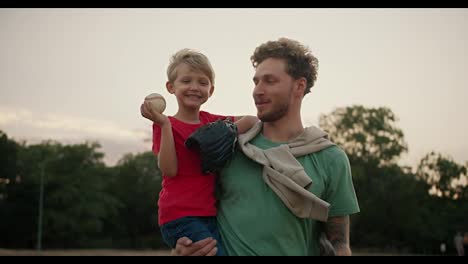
173, 37, 360, 256
454, 232, 464, 256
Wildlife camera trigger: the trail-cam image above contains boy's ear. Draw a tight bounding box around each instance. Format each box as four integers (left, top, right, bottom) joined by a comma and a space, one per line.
209, 85, 215, 97
166, 81, 175, 94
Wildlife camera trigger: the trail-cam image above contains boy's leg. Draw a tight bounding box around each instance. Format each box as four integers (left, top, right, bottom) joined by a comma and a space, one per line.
203, 217, 226, 256
160, 216, 225, 255
160, 218, 183, 249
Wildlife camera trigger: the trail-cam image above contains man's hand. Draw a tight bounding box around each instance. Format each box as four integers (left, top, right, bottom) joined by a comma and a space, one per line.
171, 237, 218, 256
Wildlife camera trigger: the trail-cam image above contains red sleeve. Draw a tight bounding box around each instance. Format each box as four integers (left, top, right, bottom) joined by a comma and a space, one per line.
152, 123, 162, 155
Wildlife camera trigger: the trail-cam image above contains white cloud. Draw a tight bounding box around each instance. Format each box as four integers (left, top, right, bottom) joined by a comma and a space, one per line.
0, 106, 153, 166
0, 108, 32, 125
0, 106, 146, 141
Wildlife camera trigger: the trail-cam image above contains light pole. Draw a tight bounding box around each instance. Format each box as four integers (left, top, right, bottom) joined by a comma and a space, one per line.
36, 164, 45, 251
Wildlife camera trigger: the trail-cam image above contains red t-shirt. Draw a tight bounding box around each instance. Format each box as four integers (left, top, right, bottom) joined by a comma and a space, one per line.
153, 111, 234, 226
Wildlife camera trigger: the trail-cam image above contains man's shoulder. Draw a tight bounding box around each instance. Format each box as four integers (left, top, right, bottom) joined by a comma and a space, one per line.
308, 145, 350, 171
315, 145, 348, 161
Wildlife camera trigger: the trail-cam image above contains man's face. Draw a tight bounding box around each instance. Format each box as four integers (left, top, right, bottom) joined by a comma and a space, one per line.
252, 58, 295, 122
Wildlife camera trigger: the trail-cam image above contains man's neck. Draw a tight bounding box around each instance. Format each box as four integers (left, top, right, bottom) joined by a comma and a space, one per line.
262, 116, 304, 143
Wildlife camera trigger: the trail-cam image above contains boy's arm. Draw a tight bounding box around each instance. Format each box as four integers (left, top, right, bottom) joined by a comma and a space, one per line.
157, 122, 178, 177
141, 101, 178, 177
233, 115, 259, 134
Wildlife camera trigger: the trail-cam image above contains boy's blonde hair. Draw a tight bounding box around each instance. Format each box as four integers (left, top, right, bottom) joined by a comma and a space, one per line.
167, 48, 215, 85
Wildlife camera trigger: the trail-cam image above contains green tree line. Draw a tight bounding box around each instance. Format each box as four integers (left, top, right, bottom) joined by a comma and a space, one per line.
1, 105, 467, 254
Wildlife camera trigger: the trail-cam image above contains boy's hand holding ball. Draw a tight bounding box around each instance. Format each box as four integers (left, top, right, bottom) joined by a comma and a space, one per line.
141, 93, 169, 127
145, 93, 166, 114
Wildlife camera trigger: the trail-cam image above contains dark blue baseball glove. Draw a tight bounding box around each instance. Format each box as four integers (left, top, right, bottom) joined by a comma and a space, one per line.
185, 118, 238, 175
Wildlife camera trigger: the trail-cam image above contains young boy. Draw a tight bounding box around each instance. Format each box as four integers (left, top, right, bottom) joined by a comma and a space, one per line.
140, 48, 258, 256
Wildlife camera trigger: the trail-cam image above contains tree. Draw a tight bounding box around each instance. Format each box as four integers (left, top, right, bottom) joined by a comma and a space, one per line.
0, 131, 21, 247
416, 151, 467, 200
318, 106, 451, 253
38, 142, 120, 248
2, 140, 121, 248
106, 152, 164, 249
0, 130, 18, 200
319, 105, 408, 166
0, 130, 18, 183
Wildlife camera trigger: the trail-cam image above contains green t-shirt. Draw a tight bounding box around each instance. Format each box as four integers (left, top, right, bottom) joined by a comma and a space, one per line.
217, 133, 360, 256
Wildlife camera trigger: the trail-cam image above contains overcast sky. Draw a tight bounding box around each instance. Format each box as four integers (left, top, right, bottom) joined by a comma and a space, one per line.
1, 8, 467, 168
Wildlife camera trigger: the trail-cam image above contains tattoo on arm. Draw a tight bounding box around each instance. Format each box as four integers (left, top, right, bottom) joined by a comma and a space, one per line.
325, 216, 352, 256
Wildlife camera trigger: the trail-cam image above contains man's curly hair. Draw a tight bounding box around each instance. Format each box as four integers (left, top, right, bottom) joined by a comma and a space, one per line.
250, 37, 318, 95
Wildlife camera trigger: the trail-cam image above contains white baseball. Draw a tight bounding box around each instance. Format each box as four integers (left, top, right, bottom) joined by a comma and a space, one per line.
145, 93, 166, 114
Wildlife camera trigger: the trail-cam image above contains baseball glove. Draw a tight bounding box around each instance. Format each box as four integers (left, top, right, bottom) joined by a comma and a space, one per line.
185, 118, 238, 175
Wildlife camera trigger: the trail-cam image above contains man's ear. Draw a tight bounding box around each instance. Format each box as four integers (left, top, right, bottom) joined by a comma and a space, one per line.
166, 81, 175, 94
294, 77, 307, 97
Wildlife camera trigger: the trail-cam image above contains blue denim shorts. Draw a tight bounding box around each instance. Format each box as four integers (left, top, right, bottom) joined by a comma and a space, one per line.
160, 216, 225, 256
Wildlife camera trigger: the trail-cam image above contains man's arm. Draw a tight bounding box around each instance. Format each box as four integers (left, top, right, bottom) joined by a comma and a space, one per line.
324, 215, 352, 256
233, 115, 259, 134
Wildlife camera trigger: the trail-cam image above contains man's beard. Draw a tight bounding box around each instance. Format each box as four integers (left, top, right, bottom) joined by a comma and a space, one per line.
258, 97, 290, 123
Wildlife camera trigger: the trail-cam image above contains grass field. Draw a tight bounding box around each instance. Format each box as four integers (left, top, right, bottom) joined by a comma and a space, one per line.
0, 248, 172, 256
0, 248, 441, 256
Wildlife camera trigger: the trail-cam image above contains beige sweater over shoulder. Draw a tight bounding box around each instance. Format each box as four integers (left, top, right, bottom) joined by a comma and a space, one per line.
238, 122, 335, 222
